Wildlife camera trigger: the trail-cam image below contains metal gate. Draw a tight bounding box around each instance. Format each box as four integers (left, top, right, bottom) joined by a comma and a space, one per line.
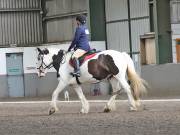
6, 53, 24, 97
105, 0, 150, 74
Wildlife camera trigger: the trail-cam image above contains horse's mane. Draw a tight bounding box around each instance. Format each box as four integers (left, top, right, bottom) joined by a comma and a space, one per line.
50, 49, 74, 77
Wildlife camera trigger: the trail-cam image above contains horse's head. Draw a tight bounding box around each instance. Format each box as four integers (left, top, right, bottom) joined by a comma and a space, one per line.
36, 47, 50, 77
36, 47, 67, 77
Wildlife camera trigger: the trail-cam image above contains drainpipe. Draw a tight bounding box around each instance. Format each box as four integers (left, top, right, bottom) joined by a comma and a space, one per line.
103, 0, 108, 50
127, 0, 133, 58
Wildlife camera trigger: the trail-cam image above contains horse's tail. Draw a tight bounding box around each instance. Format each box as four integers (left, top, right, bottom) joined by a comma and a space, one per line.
124, 53, 147, 100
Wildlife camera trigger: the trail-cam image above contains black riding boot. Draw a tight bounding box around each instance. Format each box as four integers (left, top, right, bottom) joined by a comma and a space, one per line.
72, 58, 80, 77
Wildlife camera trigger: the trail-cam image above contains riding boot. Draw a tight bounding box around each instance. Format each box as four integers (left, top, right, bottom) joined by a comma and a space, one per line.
72, 58, 80, 77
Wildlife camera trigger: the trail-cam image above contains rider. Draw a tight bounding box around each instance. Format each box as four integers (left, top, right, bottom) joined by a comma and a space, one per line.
68, 15, 90, 77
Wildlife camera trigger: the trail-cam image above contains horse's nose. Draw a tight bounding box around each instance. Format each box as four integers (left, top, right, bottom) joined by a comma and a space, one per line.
37, 72, 43, 77
37, 72, 41, 77
38, 72, 46, 77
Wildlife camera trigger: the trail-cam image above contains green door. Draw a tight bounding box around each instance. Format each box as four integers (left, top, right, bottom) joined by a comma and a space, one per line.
151, 0, 172, 64
6, 53, 25, 97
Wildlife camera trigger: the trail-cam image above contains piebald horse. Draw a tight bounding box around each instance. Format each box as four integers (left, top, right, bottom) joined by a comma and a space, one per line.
36, 48, 147, 115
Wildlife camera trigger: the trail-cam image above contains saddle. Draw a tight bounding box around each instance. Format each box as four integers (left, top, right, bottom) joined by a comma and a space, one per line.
69, 49, 98, 68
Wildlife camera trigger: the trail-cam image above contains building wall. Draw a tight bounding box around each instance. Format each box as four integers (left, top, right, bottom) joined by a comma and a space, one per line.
24, 73, 58, 97
43, 0, 89, 43
142, 64, 180, 98
0, 76, 8, 97
105, 0, 130, 52
89, 0, 106, 41
156, 0, 172, 64
171, 24, 180, 63
171, 0, 180, 63
0, 0, 42, 47
0, 41, 106, 98
0, 0, 91, 46
105, 0, 150, 74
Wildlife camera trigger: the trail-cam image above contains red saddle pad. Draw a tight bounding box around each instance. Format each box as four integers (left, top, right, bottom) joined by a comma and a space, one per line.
69, 53, 96, 68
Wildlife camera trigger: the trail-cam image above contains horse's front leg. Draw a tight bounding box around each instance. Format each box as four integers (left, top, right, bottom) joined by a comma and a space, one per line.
104, 77, 120, 112
104, 95, 118, 113
49, 79, 67, 115
73, 85, 89, 114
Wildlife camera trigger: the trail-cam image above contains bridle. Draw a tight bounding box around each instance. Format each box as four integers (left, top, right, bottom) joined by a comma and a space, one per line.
37, 53, 52, 74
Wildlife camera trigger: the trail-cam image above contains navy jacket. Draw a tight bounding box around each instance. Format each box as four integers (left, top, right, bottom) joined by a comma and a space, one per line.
68, 25, 90, 52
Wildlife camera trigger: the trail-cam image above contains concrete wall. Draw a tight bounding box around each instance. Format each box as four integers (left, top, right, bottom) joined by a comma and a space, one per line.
0, 76, 8, 97
142, 64, 180, 98
24, 73, 58, 97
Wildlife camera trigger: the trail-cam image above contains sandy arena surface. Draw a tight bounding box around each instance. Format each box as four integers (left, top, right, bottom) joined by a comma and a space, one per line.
0, 100, 180, 135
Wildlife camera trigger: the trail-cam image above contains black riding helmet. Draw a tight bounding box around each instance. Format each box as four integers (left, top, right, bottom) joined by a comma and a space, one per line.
76, 15, 86, 25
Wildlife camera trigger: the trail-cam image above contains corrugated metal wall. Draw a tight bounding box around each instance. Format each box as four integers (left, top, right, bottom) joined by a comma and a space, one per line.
105, 0, 130, 52
171, 0, 180, 24
130, 0, 150, 73
106, 0, 128, 22
130, 0, 150, 52
0, 0, 42, 47
44, 0, 88, 43
106, 22, 130, 52
131, 19, 150, 74
105, 0, 150, 73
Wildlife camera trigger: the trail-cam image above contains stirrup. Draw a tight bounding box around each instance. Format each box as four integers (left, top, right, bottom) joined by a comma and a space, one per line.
70, 71, 80, 77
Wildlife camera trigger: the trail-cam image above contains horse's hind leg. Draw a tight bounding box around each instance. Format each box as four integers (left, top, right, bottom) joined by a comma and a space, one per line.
73, 85, 89, 113
118, 78, 137, 111
104, 77, 119, 112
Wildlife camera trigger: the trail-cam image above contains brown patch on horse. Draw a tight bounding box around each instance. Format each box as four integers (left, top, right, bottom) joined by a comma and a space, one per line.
88, 54, 119, 80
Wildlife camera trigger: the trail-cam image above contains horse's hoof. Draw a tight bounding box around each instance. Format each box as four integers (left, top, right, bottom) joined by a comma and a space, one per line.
129, 107, 137, 112
80, 109, 89, 114
135, 100, 141, 107
104, 108, 111, 113
49, 107, 56, 115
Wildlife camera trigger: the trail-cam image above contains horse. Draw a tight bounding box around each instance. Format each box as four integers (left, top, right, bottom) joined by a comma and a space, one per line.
36, 47, 147, 115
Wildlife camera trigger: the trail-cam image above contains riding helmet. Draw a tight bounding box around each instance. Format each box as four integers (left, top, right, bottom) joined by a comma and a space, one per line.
76, 15, 86, 25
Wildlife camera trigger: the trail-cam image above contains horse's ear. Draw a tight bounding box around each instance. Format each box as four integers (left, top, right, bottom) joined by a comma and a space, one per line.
43, 48, 49, 55
37, 48, 43, 54
58, 50, 64, 55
